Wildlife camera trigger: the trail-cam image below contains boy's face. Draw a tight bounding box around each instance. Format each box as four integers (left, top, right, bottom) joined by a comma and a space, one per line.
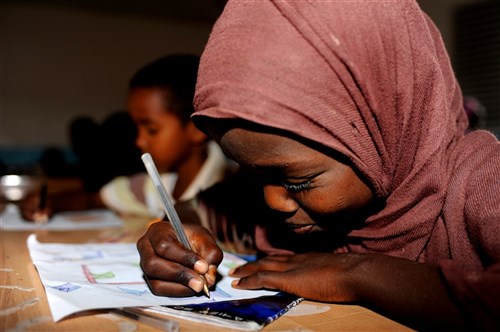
209, 125, 374, 234
127, 88, 193, 173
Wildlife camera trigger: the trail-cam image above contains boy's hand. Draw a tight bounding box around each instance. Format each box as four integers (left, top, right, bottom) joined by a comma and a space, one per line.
19, 191, 52, 222
137, 221, 223, 297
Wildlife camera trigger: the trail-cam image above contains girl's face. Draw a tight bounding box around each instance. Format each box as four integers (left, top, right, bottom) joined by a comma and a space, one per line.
128, 87, 193, 173
212, 126, 374, 234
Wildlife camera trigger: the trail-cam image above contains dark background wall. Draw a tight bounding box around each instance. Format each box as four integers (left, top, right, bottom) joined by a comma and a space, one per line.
0, 0, 225, 148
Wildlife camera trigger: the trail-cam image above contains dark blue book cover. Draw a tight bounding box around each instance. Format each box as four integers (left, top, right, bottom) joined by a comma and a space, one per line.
144, 293, 303, 331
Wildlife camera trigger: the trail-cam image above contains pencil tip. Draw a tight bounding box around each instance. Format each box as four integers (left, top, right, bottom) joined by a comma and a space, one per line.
203, 284, 210, 298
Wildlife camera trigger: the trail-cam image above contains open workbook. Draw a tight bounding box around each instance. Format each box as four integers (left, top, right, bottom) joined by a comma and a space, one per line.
27, 234, 302, 330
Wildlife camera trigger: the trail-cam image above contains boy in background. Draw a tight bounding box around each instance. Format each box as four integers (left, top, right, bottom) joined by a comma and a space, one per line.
21, 54, 234, 220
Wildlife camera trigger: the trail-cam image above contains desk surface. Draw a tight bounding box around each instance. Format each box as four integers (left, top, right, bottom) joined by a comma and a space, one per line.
1, 215, 413, 331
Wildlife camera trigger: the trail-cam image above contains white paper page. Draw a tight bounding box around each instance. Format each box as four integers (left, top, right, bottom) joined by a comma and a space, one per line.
1, 204, 123, 230
27, 234, 277, 321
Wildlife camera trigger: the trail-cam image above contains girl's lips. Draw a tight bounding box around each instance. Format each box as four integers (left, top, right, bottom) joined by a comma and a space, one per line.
287, 224, 315, 234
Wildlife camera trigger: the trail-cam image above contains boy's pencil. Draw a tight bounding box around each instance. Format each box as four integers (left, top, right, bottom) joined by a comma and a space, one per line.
34, 183, 48, 224
39, 183, 47, 210
141, 153, 211, 298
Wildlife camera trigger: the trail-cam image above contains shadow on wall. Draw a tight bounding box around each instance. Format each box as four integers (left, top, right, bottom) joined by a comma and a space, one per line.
64, 111, 146, 192
0, 111, 145, 192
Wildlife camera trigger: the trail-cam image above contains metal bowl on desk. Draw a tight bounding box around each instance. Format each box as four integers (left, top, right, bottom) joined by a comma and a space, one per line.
0, 174, 44, 202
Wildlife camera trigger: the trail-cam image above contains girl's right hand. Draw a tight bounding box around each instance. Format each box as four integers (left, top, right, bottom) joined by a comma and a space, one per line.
137, 221, 223, 297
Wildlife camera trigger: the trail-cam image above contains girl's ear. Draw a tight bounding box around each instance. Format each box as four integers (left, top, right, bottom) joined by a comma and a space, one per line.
186, 121, 208, 145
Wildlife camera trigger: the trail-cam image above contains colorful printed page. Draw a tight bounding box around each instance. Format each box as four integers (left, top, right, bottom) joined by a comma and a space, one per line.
26, 234, 277, 321
1, 204, 123, 230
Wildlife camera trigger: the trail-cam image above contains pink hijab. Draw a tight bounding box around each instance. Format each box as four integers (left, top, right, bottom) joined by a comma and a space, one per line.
193, 0, 499, 267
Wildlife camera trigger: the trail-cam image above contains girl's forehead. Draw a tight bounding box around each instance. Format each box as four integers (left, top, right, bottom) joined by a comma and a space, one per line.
218, 127, 318, 166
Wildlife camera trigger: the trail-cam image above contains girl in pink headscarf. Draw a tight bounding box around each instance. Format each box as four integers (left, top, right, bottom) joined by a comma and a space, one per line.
137, 0, 500, 329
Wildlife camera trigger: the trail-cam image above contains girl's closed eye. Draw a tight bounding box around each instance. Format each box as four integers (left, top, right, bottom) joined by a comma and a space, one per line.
282, 180, 312, 193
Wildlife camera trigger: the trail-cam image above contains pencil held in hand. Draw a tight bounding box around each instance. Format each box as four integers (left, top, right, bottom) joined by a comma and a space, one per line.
141, 153, 211, 298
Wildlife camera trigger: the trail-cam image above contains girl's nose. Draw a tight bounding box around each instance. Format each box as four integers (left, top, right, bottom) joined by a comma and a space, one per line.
263, 184, 298, 213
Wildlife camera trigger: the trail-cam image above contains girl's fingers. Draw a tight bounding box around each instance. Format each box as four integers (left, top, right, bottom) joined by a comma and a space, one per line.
230, 255, 295, 276
145, 278, 199, 297
137, 221, 223, 295
232, 270, 287, 292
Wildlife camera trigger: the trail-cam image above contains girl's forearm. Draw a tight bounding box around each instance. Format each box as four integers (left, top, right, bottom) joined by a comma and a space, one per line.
349, 253, 466, 329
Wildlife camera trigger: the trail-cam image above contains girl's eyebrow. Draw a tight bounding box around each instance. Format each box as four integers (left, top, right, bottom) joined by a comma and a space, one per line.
252, 165, 323, 182
252, 158, 312, 169
252, 162, 291, 170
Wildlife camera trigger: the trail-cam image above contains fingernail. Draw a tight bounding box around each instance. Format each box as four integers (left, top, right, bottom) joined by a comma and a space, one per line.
194, 260, 207, 274
205, 273, 214, 284
231, 279, 239, 287
209, 264, 218, 273
228, 268, 235, 276
188, 278, 203, 293
205, 265, 218, 283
